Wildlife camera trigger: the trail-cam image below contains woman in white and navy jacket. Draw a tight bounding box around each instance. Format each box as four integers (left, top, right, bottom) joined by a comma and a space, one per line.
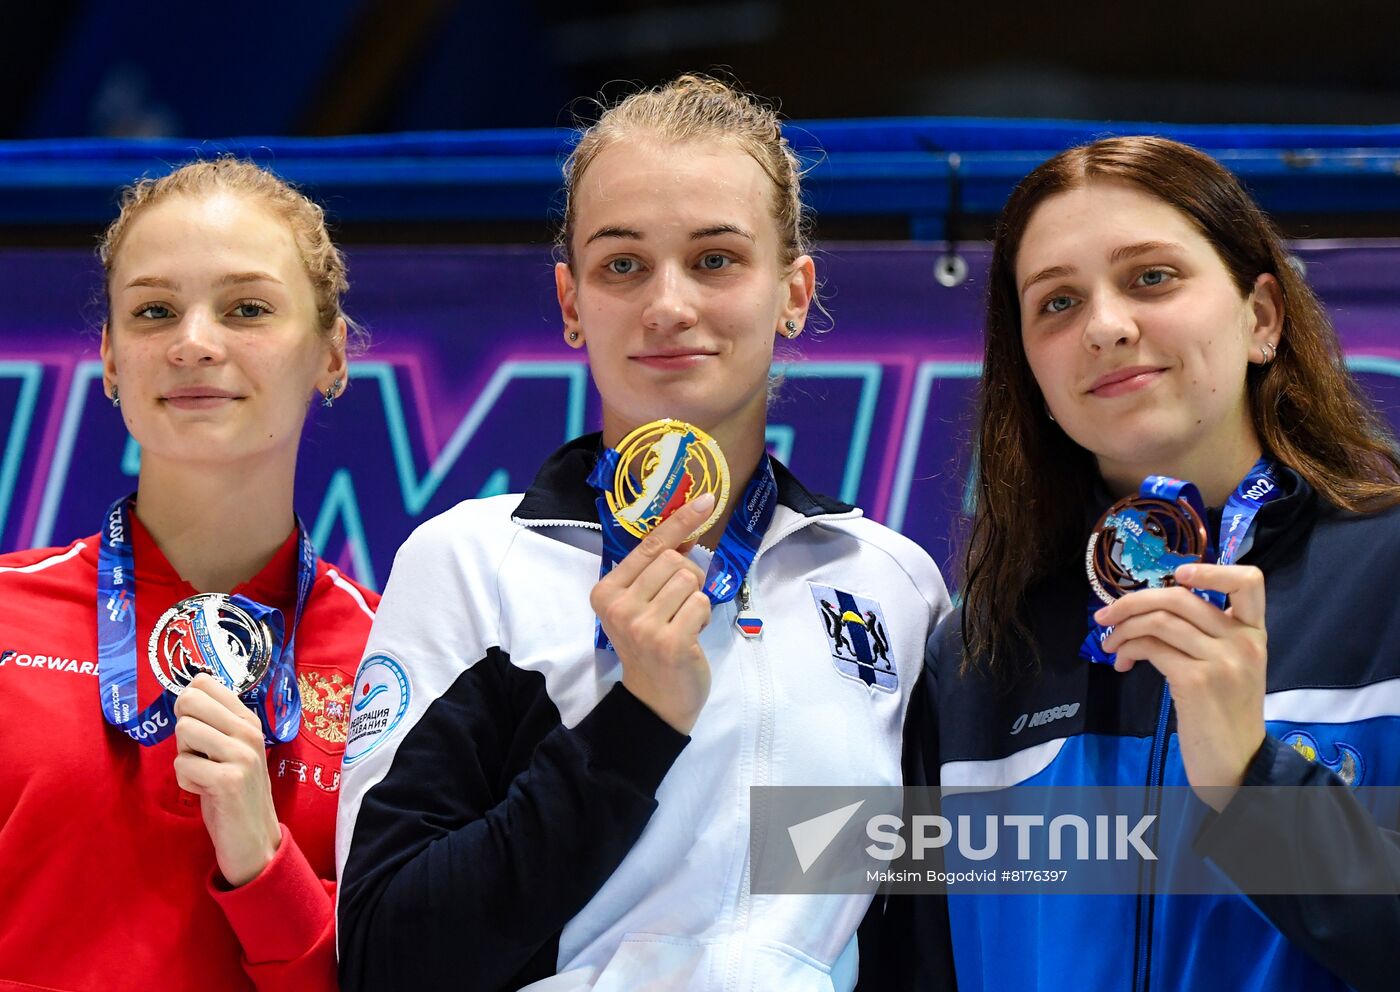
336, 75, 951, 992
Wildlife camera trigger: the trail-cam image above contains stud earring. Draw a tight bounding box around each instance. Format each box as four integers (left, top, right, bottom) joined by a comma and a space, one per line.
568, 330, 580, 343
110, 386, 120, 408
783, 320, 800, 339
323, 378, 342, 408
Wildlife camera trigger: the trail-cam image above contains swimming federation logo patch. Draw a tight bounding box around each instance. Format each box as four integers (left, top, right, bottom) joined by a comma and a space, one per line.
344, 653, 411, 766
809, 583, 896, 692
1282, 729, 1364, 786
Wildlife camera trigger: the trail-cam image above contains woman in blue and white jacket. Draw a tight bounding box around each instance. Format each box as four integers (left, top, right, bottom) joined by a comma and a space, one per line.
335, 74, 950, 992
903, 136, 1400, 992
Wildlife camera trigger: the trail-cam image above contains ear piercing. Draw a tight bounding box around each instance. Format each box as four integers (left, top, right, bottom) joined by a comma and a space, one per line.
568, 330, 580, 343
783, 320, 801, 339
110, 386, 120, 408
1259, 342, 1276, 364
323, 378, 342, 408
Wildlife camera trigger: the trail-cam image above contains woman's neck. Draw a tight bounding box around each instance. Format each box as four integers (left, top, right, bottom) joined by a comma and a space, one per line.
1098, 429, 1265, 508
133, 453, 297, 593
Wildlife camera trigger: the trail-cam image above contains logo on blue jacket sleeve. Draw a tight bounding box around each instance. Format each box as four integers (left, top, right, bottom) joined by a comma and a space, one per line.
1282, 730, 1364, 786
344, 653, 411, 766
809, 583, 897, 692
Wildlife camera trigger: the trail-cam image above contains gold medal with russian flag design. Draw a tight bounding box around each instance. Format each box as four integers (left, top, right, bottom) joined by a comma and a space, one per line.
606, 419, 729, 542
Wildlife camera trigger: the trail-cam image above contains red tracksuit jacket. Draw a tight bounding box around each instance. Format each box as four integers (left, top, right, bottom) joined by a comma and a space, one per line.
0, 512, 378, 992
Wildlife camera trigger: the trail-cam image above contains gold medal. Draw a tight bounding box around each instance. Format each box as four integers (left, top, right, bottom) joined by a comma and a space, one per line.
606, 419, 729, 542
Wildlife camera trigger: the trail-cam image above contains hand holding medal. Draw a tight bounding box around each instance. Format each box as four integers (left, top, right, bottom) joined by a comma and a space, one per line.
1086, 465, 1279, 809
96, 494, 316, 884
589, 419, 731, 734
173, 673, 282, 887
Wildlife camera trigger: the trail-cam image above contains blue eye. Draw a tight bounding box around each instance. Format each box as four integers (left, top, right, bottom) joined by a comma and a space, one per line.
607, 258, 638, 275
231, 301, 271, 318
1043, 295, 1075, 314
134, 303, 174, 320
699, 253, 731, 270
1137, 268, 1172, 287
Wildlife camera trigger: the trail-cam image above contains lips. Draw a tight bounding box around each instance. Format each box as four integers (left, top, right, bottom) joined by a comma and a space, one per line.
160, 385, 242, 409
630, 350, 717, 370
1086, 365, 1167, 398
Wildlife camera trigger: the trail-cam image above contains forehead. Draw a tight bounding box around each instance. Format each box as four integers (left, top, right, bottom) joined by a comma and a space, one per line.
1016, 180, 1210, 277
111, 191, 303, 282
573, 137, 776, 241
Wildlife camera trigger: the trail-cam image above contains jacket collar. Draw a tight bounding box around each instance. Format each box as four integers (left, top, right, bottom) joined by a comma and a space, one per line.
512, 431, 854, 527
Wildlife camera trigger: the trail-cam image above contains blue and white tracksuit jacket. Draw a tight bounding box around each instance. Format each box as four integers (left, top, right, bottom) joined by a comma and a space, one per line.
336, 434, 951, 992
898, 466, 1400, 992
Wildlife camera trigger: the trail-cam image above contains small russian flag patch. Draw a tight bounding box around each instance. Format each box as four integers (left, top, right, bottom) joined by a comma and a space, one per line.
737, 617, 764, 638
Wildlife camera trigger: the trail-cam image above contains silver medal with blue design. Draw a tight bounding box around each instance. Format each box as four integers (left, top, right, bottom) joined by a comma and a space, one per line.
148, 592, 275, 696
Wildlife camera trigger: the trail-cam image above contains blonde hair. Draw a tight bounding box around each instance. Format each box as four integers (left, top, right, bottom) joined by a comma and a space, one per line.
558, 73, 810, 267
99, 156, 362, 349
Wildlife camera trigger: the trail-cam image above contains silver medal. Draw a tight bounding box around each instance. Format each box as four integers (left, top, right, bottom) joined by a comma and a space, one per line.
148, 593, 274, 695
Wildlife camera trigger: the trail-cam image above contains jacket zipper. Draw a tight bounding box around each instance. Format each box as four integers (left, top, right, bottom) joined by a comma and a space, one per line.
721, 516, 842, 991
1133, 682, 1173, 992
521, 509, 855, 991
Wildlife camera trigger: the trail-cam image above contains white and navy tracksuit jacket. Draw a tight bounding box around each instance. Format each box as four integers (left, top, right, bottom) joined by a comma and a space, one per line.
336, 434, 951, 991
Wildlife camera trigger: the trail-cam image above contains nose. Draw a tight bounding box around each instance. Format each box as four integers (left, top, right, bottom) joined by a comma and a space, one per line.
1081, 291, 1139, 353
641, 262, 699, 332
166, 308, 227, 366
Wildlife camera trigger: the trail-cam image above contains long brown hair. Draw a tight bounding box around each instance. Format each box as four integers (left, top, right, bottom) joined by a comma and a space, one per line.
963, 135, 1400, 676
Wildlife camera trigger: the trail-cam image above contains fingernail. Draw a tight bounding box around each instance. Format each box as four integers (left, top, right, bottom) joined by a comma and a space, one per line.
692, 492, 716, 514
1176, 564, 1195, 581
1093, 607, 1108, 624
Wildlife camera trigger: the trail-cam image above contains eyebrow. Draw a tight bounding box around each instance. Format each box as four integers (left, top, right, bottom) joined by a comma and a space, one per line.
691, 224, 755, 242
122, 271, 284, 292
124, 275, 177, 291
1110, 241, 1184, 264
1020, 241, 1188, 297
218, 271, 284, 287
584, 226, 642, 246
1020, 265, 1074, 297
582, 223, 757, 247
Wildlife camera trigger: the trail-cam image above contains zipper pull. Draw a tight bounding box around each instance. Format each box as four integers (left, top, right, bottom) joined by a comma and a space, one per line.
735, 576, 763, 638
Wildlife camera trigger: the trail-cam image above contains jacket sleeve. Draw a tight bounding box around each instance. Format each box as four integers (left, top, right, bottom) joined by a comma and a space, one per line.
209, 824, 337, 992
1194, 733, 1400, 992
338, 676, 687, 991
335, 512, 689, 992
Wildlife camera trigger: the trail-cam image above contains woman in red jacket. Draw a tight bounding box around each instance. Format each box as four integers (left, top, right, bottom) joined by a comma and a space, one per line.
0, 158, 378, 992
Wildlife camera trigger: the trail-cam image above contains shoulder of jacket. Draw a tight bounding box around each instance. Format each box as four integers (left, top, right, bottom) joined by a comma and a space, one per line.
803, 515, 947, 604
313, 561, 381, 623
394, 494, 527, 564
0, 536, 94, 581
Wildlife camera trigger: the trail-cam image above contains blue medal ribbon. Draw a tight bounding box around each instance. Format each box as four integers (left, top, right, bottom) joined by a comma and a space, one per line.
1082, 458, 1283, 665
587, 451, 778, 650
96, 493, 314, 746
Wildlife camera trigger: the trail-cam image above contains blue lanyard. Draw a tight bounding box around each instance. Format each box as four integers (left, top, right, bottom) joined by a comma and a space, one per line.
1082, 458, 1283, 665
96, 494, 314, 746
587, 451, 778, 650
